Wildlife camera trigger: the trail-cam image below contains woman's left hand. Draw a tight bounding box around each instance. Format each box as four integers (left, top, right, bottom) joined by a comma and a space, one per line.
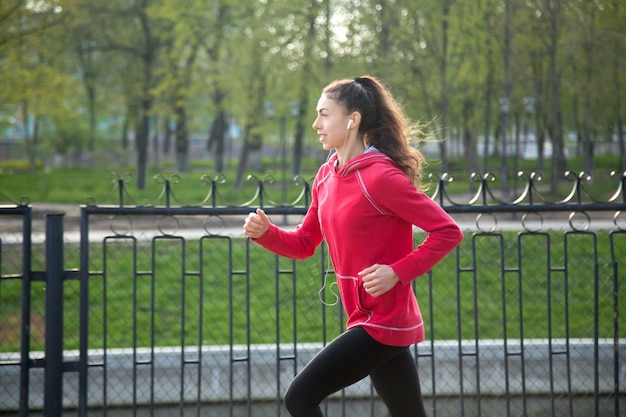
359, 264, 400, 297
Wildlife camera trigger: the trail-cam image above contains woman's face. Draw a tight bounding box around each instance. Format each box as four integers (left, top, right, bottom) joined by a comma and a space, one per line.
312, 93, 351, 151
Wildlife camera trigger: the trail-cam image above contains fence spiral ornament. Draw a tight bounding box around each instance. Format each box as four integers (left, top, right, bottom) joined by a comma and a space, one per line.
91, 170, 626, 232
4, 169, 624, 233
427, 170, 626, 232
0, 191, 29, 206
109, 214, 133, 236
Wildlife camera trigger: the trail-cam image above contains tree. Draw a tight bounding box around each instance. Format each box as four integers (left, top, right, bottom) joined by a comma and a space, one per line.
83, 0, 161, 189
501, 0, 512, 199
203, 2, 235, 174
150, 0, 206, 172
290, 0, 324, 177
2, 0, 626, 190
570, 0, 599, 176
0, 1, 66, 170
233, 1, 272, 187
61, 0, 109, 169
607, 0, 626, 172
539, 0, 568, 192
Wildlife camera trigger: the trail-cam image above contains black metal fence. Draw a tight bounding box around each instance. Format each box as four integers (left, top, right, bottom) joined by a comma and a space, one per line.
1, 171, 625, 417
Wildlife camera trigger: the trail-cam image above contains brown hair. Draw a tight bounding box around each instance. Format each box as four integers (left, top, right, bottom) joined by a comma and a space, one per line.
322, 75, 427, 189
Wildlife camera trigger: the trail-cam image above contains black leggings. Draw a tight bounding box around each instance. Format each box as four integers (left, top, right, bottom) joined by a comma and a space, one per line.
283, 327, 428, 417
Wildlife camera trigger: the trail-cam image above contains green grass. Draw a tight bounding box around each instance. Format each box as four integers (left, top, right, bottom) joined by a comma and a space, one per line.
1, 155, 624, 206
0, 155, 337, 206
1, 230, 624, 353
0, 165, 315, 207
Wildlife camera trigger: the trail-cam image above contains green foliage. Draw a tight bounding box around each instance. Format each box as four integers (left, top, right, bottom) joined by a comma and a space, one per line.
48, 112, 89, 155
1, 0, 624, 185
0, 159, 44, 173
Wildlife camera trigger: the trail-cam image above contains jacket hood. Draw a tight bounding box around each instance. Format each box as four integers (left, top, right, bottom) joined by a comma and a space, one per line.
327, 149, 395, 177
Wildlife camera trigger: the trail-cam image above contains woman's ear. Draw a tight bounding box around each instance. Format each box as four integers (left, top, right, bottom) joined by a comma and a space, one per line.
349, 112, 362, 129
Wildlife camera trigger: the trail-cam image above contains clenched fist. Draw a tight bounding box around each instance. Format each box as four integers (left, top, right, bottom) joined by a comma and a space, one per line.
359, 264, 400, 297
243, 208, 271, 239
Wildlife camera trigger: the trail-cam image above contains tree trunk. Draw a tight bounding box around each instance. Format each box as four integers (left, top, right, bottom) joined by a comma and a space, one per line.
530, 55, 546, 173
136, 97, 150, 189
537, 112, 546, 171
482, 16, 494, 174
209, 109, 228, 173
500, 0, 512, 201
619, 119, 626, 173
292, 3, 319, 178
175, 103, 189, 172
463, 100, 478, 174
235, 126, 252, 188
582, 2, 596, 176
152, 116, 160, 170
548, 1, 566, 193
135, 4, 157, 190
611, 2, 625, 172
86, 82, 96, 170
438, 0, 451, 174
162, 117, 172, 156
22, 100, 36, 172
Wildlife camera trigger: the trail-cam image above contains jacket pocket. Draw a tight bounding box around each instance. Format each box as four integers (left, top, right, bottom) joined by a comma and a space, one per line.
355, 277, 377, 314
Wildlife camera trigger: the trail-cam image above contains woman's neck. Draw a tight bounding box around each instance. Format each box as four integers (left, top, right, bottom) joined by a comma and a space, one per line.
336, 142, 365, 168
336, 134, 365, 168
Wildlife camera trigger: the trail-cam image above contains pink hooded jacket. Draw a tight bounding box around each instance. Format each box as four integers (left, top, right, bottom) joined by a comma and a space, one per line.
254, 150, 463, 346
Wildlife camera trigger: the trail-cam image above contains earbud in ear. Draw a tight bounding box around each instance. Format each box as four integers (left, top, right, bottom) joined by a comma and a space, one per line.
346, 119, 354, 130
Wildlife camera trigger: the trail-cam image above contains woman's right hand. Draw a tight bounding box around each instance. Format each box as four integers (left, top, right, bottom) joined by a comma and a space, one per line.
243, 208, 271, 239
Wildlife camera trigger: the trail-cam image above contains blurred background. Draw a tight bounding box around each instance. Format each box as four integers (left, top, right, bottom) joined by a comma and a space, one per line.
0, 0, 625, 198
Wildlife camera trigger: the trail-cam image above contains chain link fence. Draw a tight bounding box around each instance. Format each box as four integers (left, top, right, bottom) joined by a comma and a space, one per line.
1, 198, 625, 416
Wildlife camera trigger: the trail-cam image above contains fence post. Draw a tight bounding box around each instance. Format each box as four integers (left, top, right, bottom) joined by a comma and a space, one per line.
18, 206, 32, 417
44, 213, 64, 417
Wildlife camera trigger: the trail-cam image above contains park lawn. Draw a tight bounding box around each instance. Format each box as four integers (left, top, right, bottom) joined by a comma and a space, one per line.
1, 155, 625, 206
0, 167, 285, 207
0, 158, 323, 207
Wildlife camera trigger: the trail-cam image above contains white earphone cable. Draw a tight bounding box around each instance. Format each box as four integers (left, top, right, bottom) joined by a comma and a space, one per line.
318, 243, 339, 306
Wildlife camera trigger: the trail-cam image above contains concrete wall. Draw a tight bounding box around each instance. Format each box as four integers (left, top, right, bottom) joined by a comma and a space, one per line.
1, 339, 624, 411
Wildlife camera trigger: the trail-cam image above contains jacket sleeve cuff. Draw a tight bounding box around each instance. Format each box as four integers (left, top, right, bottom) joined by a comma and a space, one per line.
391, 257, 426, 286
251, 223, 276, 244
